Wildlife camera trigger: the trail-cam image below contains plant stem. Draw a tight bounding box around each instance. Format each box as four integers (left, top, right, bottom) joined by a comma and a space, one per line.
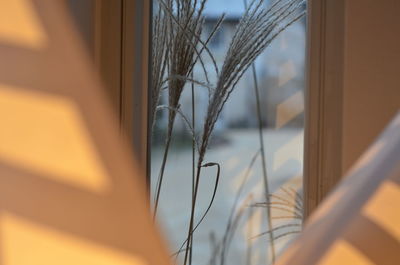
189, 74, 196, 264
153, 121, 174, 221
172, 163, 221, 262
242, 1, 275, 262
251, 61, 276, 263
220, 151, 260, 265
183, 164, 202, 265
246, 197, 254, 265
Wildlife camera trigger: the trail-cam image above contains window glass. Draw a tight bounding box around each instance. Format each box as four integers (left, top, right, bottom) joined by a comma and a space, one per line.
150, 1, 307, 264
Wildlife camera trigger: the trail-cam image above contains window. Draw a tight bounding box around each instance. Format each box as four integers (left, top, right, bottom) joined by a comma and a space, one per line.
150, 1, 307, 264
80, 0, 351, 263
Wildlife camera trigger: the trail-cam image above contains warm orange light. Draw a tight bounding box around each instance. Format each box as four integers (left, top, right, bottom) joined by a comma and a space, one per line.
0, 0, 47, 49
362, 180, 400, 241
0, 85, 110, 193
0, 213, 147, 265
319, 240, 374, 265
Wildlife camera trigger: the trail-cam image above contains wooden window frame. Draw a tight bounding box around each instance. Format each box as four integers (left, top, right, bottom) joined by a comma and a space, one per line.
92, 0, 151, 190
303, 0, 346, 218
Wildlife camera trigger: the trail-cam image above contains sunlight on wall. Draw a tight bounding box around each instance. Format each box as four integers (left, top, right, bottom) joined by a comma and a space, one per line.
276, 91, 304, 129
272, 131, 303, 172
0, 213, 147, 265
319, 240, 374, 265
0, 85, 110, 193
362, 181, 400, 241
278, 61, 297, 88
0, 0, 47, 49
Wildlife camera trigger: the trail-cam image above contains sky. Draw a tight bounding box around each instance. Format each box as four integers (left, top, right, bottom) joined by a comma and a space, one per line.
203, 0, 271, 19
203, 0, 245, 18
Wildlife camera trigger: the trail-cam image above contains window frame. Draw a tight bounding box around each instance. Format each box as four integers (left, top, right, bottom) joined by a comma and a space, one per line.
92, 0, 151, 191
303, 0, 345, 218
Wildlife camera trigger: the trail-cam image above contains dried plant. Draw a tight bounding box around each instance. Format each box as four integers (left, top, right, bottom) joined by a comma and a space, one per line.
251, 186, 303, 241
219, 151, 260, 265
153, 0, 223, 219
199, 0, 306, 166
151, 3, 170, 128
183, 0, 306, 264
205, 155, 303, 265
153, 0, 208, 219
209, 186, 303, 265
208, 195, 255, 265
172, 151, 259, 264
151, 0, 306, 264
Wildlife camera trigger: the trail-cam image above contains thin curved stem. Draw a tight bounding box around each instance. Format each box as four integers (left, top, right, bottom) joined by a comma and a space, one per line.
189, 72, 196, 265
183, 163, 201, 265
250, 224, 302, 240
220, 151, 260, 265
182, 162, 220, 265
153, 105, 199, 221
153, 133, 172, 221
244, 0, 276, 261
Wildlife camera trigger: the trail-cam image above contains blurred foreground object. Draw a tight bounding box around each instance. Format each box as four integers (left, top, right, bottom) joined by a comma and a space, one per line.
276, 111, 400, 265
0, 0, 169, 264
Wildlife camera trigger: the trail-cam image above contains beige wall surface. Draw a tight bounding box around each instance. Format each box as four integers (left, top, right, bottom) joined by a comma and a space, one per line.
342, 0, 400, 172
304, 0, 400, 215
